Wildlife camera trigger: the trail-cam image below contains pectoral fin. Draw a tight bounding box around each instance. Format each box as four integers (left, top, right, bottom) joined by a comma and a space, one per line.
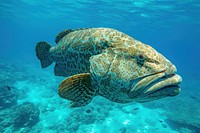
58, 73, 97, 108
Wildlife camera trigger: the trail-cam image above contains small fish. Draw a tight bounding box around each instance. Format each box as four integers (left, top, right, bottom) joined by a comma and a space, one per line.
133, 107, 139, 110
36, 28, 182, 107
190, 96, 196, 99
6, 86, 11, 90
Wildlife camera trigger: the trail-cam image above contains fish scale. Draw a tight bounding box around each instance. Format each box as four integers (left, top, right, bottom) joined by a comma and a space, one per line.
36, 27, 182, 108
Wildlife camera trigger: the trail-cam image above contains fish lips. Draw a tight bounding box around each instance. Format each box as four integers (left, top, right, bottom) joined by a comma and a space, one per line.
129, 65, 182, 100
143, 74, 182, 96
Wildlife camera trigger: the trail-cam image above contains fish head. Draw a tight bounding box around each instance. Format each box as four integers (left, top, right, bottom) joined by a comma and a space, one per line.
90, 41, 182, 102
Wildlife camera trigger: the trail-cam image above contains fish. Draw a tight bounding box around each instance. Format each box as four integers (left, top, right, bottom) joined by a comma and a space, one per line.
35, 28, 182, 107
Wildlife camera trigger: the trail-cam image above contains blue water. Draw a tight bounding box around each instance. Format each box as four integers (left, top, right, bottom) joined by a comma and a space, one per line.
0, 0, 200, 133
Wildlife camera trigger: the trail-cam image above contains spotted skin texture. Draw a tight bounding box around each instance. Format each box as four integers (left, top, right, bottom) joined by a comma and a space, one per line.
46, 28, 182, 104
50, 28, 124, 76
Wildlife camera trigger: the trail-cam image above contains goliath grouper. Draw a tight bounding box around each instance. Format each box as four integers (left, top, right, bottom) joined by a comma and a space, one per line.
36, 28, 182, 107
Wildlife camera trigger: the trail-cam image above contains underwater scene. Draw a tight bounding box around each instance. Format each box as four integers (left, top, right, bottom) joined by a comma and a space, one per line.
0, 0, 200, 133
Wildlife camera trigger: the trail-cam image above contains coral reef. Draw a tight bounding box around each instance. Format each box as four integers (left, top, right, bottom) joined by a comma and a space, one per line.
65, 103, 111, 132
0, 102, 40, 132
0, 85, 19, 109
12, 102, 40, 128
66, 98, 114, 133
164, 98, 200, 128
0, 109, 13, 132
143, 87, 200, 131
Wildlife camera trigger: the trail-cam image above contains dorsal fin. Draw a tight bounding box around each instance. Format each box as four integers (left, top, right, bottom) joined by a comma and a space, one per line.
55, 29, 74, 44
55, 28, 90, 44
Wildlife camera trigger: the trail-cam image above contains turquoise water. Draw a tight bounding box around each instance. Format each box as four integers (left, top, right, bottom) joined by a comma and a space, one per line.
0, 0, 200, 133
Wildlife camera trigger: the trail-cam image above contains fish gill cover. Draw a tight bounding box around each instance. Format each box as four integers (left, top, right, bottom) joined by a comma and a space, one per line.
0, 0, 200, 133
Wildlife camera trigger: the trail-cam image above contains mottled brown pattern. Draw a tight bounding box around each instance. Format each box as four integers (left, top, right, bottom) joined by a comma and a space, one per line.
37, 27, 182, 107
58, 73, 96, 107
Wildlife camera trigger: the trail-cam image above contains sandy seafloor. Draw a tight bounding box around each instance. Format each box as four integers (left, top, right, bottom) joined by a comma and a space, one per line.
0, 59, 199, 133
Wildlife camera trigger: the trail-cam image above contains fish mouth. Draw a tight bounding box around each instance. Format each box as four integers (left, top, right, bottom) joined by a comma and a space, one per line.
129, 65, 182, 100
143, 73, 182, 95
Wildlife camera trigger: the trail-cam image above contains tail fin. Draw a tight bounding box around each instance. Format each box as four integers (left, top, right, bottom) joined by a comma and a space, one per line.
35, 41, 53, 68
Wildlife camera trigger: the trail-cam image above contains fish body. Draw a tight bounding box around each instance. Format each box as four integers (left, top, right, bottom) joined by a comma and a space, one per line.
36, 28, 182, 107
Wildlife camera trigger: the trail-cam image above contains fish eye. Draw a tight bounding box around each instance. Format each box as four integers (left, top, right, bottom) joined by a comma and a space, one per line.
137, 54, 145, 61
136, 54, 145, 67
